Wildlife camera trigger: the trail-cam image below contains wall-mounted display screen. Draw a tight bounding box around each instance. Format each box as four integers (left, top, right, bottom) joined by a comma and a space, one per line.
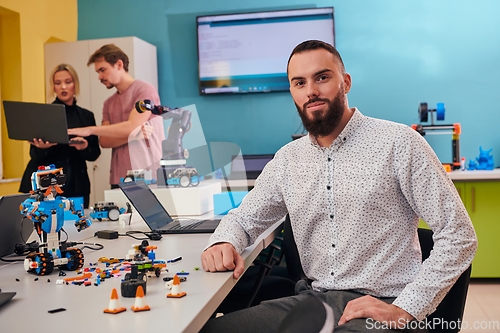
197, 7, 335, 95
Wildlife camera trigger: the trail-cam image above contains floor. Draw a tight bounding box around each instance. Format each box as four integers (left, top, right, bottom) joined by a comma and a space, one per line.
461, 279, 500, 332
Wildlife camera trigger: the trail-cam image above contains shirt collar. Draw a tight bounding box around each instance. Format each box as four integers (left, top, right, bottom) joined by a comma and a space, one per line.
308, 107, 365, 149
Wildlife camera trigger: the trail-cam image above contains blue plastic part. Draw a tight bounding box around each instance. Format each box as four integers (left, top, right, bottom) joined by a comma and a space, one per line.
213, 191, 249, 215
89, 211, 109, 219
475, 147, 494, 170
35, 256, 42, 275
436, 103, 445, 121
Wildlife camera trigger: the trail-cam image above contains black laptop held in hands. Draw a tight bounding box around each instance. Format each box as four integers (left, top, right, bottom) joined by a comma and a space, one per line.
3, 101, 83, 144
118, 180, 221, 234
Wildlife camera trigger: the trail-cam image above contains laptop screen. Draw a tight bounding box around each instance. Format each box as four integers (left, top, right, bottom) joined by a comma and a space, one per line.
3, 101, 72, 144
119, 180, 173, 230
230, 154, 274, 178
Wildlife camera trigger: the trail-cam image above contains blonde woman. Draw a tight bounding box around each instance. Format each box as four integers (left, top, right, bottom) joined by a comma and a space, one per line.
19, 64, 100, 208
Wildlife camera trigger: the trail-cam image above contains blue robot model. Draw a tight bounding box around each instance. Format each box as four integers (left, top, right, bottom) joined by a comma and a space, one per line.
20, 165, 92, 275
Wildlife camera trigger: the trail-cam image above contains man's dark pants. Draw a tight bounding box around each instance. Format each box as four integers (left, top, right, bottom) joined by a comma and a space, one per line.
200, 280, 428, 333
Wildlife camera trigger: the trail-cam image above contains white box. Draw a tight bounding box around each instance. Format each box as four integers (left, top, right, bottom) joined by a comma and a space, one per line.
104, 179, 222, 216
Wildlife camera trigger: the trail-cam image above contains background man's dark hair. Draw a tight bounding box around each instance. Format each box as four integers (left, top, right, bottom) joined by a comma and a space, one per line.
87, 44, 130, 72
287, 40, 345, 74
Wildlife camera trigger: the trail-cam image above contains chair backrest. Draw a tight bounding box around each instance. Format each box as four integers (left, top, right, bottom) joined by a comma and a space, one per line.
283, 218, 471, 333
418, 228, 471, 333
282, 215, 306, 282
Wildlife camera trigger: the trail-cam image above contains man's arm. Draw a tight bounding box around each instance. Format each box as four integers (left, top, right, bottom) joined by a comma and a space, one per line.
98, 121, 129, 148
201, 151, 288, 275
68, 108, 151, 139
390, 126, 477, 321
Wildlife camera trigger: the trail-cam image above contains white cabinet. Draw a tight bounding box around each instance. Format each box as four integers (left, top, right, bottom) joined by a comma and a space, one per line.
44, 37, 158, 205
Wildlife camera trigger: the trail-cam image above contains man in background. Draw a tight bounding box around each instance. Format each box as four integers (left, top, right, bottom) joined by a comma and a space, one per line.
69, 44, 164, 188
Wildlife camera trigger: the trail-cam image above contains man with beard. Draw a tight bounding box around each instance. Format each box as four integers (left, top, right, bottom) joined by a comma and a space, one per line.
200, 40, 476, 332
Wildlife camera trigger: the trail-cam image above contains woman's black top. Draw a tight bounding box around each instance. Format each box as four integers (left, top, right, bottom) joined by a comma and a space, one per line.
19, 98, 101, 198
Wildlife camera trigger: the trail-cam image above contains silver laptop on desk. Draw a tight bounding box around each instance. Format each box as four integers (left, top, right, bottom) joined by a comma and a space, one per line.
3, 101, 83, 144
119, 180, 221, 234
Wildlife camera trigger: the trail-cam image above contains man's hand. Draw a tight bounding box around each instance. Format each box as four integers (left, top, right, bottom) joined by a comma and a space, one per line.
29, 138, 57, 149
69, 137, 88, 150
201, 242, 245, 279
338, 295, 414, 329
129, 124, 154, 142
68, 127, 95, 137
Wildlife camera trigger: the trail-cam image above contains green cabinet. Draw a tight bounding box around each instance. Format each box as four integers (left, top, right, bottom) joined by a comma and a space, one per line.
455, 181, 500, 278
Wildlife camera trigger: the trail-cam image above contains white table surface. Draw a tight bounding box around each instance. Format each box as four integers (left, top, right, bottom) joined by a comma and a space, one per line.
0, 213, 283, 333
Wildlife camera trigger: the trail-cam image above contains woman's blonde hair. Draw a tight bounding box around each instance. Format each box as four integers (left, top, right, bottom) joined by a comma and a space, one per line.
49, 63, 80, 98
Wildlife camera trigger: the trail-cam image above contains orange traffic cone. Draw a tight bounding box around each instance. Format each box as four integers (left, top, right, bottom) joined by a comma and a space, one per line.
131, 286, 150, 312
167, 275, 186, 298
104, 288, 127, 314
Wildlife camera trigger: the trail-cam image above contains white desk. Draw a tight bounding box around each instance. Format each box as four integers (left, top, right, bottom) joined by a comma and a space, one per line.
448, 169, 500, 181
0, 214, 283, 333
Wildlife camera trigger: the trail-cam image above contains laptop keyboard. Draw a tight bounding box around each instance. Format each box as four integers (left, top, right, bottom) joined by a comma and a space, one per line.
169, 220, 205, 230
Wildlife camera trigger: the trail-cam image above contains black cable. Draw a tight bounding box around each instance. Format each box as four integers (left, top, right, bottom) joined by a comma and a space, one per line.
60, 228, 69, 243
79, 242, 104, 251
0, 241, 40, 262
121, 230, 162, 241
20, 216, 28, 243
64, 241, 104, 251
0, 255, 26, 262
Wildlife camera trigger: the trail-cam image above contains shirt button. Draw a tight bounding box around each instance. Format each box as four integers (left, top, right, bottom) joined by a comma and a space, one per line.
331, 272, 334, 276
330, 215, 334, 219
343, 137, 346, 141
332, 244, 335, 248
328, 158, 332, 162
327, 185, 331, 190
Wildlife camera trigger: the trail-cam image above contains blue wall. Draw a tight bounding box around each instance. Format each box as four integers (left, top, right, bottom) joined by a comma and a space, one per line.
78, 0, 500, 166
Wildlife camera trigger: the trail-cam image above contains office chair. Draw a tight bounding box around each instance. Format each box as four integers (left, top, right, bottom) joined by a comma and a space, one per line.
218, 216, 471, 333
215, 222, 297, 314
418, 228, 472, 333
278, 225, 471, 333
280, 225, 471, 333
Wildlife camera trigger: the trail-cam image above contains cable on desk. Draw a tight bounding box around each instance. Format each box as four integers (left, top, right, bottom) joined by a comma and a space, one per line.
120, 230, 162, 241
63, 241, 104, 251
0, 240, 104, 263
0, 240, 40, 262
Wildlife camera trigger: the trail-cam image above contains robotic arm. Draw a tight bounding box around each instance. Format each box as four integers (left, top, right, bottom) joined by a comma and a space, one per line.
135, 100, 191, 161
